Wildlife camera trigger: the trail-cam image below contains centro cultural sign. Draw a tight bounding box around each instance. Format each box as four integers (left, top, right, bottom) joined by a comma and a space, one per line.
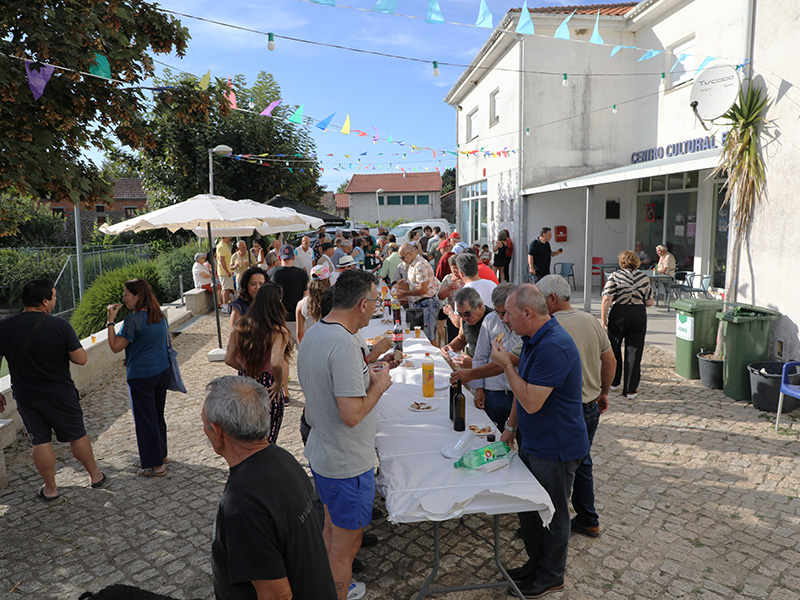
630, 133, 727, 164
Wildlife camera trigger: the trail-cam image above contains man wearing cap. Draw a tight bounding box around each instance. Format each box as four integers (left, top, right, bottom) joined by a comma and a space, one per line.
273, 245, 310, 400
318, 242, 337, 276
312, 227, 327, 262
294, 236, 314, 275
435, 237, 455, 280
395, 243, 440, 341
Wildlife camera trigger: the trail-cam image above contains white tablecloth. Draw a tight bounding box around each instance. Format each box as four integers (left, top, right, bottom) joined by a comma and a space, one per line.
363, 319, 554, 526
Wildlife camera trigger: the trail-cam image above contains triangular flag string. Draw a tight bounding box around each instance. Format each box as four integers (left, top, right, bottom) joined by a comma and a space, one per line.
475, 0, 492, 28
553, 10, 575, 41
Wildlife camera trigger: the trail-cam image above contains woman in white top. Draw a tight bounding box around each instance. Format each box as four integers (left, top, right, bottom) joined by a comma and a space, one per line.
295, 265, 333, 343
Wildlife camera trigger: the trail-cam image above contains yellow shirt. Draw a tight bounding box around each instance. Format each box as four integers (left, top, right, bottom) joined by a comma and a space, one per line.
216, 241, 233, 277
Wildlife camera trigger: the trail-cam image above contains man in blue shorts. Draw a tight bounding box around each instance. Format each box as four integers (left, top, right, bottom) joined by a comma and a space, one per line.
0, 278, 105, 500
298, 269, 393, 600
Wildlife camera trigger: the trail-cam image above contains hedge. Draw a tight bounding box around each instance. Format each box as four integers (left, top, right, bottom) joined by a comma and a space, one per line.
70, 261, 164, 339
153, 243, 198, 302
0, 249, 69, 310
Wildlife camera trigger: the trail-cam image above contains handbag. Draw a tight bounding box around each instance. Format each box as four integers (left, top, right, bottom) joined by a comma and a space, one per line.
165, 327, 187, 394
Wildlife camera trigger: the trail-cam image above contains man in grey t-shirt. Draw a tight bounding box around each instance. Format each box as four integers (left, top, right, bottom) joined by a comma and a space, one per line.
298, 269, 392, 600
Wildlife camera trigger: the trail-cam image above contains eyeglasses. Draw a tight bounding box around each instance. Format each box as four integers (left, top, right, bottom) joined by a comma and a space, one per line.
363, 297, 380, 304
457, 309, 473, 318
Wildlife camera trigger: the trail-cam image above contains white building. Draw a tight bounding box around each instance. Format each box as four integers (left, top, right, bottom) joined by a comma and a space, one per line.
344, 172, 442, 223
445, 0, 800, 358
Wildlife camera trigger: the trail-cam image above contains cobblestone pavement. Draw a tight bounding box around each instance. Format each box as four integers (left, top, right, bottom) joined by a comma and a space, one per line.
2, 313, 800, 600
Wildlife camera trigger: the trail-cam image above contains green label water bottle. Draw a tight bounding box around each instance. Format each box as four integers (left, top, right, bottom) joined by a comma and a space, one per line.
453, 441, 510, 469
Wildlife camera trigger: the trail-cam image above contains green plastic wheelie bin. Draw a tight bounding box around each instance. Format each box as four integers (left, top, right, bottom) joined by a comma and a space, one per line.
716, 304, 781, 401
671, 298, 723, 379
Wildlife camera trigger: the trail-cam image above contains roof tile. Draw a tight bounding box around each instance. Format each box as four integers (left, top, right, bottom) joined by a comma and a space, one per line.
515, 2, 638, 17
345, 172, 442, 194
335, 194, 350, 209
113, 178, 148, 200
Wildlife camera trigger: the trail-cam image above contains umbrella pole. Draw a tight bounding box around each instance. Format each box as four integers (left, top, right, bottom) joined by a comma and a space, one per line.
207, 222, 226, 361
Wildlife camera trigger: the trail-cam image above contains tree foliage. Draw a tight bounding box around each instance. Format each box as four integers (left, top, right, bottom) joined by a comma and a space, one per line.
121, 70, 324, 207
0, 196, 67, 246
0, 1, 228, 209
336, 179, 351, 194
441, 167, 456, 195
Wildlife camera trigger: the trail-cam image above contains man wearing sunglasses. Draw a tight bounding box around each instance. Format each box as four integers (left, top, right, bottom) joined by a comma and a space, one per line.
439, 287, 492, 370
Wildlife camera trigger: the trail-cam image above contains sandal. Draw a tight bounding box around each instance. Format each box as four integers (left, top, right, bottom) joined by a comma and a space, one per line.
137, 468, 166, 478
36, 484, 59, 502
90, 472, 107, 488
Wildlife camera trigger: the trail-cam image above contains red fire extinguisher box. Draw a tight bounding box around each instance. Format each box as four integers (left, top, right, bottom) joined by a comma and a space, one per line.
555, 225, 567, 243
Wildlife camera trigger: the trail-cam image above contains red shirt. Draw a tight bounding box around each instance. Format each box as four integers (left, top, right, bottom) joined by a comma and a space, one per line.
436, 252, 454, 280
478, 262, 499, 284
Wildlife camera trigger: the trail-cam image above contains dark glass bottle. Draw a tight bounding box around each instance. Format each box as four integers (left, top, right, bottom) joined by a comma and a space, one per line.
449, 382, 457, 421
453, 380, 465, 432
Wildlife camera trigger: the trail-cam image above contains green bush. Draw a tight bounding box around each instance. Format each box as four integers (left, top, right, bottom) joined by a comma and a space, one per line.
70, 261, 165, 338
154, 243, 199, 302
0, 249, 70, 310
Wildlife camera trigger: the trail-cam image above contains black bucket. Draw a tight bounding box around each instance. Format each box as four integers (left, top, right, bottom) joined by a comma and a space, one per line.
697, 352, 723, 390
747, 362, 798, 413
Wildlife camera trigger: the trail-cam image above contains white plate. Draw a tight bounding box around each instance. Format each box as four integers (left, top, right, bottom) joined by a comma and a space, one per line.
441, 443, 468, 459
408, 402, 438, 412
467, 424, 496, 437
434, 380, 450, 390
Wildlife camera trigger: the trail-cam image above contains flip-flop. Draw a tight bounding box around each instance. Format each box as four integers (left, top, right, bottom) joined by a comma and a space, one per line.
90, 472, 107, 488
36, 485, 59, 502
137, 468, 166, 478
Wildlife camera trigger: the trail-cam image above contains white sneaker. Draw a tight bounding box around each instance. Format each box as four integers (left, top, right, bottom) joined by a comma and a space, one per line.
626, 392, 638, 399
347, 581, 366, 600
610, 385, 619, 391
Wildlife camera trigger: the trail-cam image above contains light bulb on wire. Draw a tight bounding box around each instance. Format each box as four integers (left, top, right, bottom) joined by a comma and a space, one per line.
612, 104, 618, 114
268, 33, 275, 51
248, 96, 255, 110
433, 61, 439, 77
659, 72, 666, 89
525, 128, 530, 137
562, 73, 568, 87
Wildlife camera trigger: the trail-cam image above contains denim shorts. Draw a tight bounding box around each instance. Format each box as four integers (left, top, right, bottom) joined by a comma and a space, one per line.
311, 468, 374, 530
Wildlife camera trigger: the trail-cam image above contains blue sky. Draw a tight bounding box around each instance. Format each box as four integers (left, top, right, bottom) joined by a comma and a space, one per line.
133, 0, 592, 191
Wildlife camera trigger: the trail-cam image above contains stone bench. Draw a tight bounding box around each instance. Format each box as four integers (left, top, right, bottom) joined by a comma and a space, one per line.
183, 287, 214, 315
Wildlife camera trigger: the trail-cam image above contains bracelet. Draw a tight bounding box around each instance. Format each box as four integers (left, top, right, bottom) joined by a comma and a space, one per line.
106, 322, 115, 328
505, 424, 517, 432
503, 361, 512, 369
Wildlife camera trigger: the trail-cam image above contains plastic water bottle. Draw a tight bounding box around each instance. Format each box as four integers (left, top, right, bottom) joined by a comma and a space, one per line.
453, 441, 510, 469
422, 353, 435, 398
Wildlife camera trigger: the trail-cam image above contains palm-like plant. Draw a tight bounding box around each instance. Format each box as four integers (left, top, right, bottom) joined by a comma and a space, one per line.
709, 84, 769, 360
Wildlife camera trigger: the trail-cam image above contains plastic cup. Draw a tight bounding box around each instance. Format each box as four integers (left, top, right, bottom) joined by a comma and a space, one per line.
405, 326, 411, 335
414, 326, 421, 338
91, 335, 97, 344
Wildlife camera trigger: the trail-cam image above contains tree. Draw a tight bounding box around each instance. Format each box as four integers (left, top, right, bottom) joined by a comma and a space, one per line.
336, 179, 351, 194
120, 71, 324, 207
441, 167, 456, 194
0, 1, 224, 216
0, 196, 67, 247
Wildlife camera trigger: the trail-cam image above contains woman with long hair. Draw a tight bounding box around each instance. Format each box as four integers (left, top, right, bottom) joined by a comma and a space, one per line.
106, 279, 171, 477
229, 266, 267, 328
295, 265, 333, 343
251, 238, 268, 270
492, 229, 511, 283
225, 282, 292, 443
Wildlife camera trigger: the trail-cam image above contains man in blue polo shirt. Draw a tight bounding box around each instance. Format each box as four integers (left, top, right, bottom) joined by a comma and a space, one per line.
491, 284, 588, 599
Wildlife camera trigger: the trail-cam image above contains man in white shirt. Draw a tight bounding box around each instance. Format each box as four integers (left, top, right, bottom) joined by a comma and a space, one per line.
455, 252, 496, 308
294, 236, 314, 274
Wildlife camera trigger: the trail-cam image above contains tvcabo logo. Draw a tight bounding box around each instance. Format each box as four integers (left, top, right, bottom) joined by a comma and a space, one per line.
698, 74, 735, 86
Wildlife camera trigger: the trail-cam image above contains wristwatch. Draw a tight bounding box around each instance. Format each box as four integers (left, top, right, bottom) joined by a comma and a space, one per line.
505, 424, 517, 432
106, 322, 115, 328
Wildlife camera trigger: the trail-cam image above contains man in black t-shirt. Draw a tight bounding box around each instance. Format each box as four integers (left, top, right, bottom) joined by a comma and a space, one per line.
204, 376, 336, 600
0, 278, 105, 500
272, 244, 309, 400
527, 227, 563, 280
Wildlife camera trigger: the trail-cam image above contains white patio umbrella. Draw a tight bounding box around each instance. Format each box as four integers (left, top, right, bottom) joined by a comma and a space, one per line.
99, 194, 321, 360
189, 200, 324, 237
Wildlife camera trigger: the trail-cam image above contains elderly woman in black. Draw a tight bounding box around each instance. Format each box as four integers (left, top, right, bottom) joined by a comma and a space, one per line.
601, 250, 655, 399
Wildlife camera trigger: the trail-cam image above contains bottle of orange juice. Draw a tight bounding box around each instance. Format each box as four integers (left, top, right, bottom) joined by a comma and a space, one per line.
422, 352, 435, 398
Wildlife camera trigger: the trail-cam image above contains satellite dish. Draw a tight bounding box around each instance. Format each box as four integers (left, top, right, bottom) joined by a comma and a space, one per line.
690, 63, 741, 121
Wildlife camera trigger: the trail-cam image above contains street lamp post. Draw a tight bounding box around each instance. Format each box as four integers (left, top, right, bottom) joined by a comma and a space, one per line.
375, 188, 384, 226
208, 144, 233, 194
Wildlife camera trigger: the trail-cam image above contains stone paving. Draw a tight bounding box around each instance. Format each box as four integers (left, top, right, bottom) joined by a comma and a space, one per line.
1, 312, 800, 600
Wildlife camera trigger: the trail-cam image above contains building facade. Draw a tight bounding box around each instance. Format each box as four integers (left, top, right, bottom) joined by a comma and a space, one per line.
446, 0, 799, 357
345, 172, 442, 223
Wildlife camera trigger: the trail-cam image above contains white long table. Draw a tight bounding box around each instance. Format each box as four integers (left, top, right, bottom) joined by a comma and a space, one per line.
364, 319, 554, 599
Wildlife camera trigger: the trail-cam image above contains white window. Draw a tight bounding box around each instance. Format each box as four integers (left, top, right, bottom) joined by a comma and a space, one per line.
489, 88, 499, 126
668, 36, 695, 89
467, 108, 478, 141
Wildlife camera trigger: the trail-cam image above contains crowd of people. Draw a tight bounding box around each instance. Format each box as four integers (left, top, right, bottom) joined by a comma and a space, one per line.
0, 226, 681, 600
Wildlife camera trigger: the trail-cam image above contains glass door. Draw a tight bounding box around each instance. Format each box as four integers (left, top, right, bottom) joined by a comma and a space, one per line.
664, 192, 697, 271
711, 182, 729, 288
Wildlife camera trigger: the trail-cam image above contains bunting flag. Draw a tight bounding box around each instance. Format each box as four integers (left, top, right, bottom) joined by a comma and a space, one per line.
316, 112, 335, 130
341, 114, 351, 135
475, 0, 493, 28
309, 0, 335, 5
199, 70, 210, 90
670, 53, 690, 72
24, 61, 55, 100
516, 1, 534, 35
610, 44, 636, 58
553, 11, 575, 41
372, 0, 397, 14
696, 56, 717, 73
372, 126, 379, 142
226, 77, 237, 109
288, 104, 304, 124
426, 0, 445, 24
590, 11, 604, 45
637, 49, 663, 62
261, 99, 282, 116
88, 53, 111, 79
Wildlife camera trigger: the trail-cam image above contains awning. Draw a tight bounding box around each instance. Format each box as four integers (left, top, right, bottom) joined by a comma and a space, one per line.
521, 148, 721, 196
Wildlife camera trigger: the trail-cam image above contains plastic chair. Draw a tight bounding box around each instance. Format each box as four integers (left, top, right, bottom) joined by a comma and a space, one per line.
553, 262, 576, 290
775, 361, 800, 430
591, 257, 605, 286
685, 274, 712, 298
669, 271, 696, 301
